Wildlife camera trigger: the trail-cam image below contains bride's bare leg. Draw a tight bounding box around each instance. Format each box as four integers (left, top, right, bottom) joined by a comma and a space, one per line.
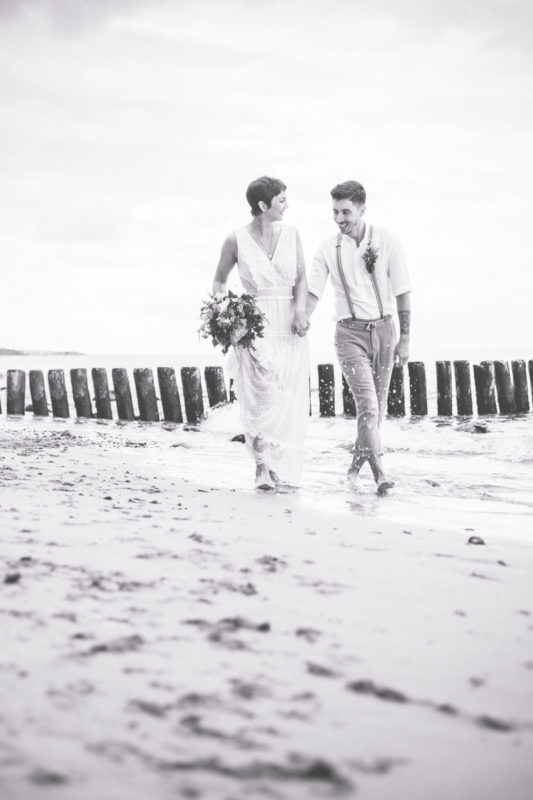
269, 469, 281, 485
252, 434, 275, 490
255, 464, 275, 490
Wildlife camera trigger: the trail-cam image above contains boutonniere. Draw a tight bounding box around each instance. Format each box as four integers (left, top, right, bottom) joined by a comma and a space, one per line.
362, 244, 378, 274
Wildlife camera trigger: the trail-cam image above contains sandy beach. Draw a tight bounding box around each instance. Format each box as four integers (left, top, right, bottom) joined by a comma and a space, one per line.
1, 416, 533, 800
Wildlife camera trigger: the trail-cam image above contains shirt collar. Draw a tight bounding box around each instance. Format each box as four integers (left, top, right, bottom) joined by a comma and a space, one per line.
358, 222, 370, 250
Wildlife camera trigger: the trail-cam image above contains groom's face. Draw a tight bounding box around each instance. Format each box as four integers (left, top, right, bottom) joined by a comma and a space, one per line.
332, 199, 366, 238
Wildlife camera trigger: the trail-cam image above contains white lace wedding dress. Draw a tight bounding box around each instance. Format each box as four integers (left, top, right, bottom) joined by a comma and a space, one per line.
227, 224, 310, 485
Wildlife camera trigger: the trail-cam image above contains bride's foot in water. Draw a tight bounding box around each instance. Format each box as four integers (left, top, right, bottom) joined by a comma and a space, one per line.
270, 471, 298, 493
255, 465, 275, 491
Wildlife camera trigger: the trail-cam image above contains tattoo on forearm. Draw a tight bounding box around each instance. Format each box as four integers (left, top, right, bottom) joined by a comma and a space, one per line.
399, 310, 410, 335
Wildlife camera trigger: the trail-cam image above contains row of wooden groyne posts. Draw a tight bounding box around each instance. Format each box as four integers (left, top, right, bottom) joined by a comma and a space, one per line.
0, 359, 532, 423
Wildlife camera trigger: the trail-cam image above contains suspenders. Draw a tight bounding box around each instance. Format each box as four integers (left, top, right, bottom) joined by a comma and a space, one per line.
336, 232, 356, 320
335, 225, 384, 320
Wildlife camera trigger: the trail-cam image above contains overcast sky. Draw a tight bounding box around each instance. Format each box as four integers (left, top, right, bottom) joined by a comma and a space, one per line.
1, 0, 532, 359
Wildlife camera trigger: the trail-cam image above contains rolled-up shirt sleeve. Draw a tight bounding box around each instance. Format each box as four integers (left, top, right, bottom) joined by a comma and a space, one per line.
388, 234, 411, 297
308, 243, 330, 300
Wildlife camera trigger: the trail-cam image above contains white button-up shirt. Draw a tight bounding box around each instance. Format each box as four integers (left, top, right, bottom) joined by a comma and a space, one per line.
308, 224, 411, 321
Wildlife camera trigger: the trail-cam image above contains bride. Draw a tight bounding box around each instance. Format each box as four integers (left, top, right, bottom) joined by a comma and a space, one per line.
212, 176, 310, 490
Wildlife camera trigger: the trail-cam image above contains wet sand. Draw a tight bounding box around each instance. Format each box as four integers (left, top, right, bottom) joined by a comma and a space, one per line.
1, 423, 533, 800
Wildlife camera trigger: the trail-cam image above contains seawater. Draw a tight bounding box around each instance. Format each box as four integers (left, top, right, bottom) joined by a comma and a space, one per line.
1, 401, 531, 542
201, 404, 533, 540
1, 352, 532, 541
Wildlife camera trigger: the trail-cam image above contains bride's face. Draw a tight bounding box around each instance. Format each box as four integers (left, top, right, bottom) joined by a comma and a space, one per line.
264, 191, 288, 221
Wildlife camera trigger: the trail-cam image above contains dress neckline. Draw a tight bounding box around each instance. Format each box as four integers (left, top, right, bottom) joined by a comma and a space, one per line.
245, 224, 283, 262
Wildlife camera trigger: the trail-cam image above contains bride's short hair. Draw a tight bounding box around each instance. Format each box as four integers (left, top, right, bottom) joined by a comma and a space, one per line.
331, 180, 366, 205
246, 176, 287, 216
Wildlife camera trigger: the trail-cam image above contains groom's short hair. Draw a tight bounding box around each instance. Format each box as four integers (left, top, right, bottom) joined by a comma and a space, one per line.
246, 176, 287, 216
330, 180, 366, 205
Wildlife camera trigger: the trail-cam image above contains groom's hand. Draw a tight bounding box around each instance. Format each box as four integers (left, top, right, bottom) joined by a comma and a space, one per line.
393, 335, 409, 366
292, 308, 309, 337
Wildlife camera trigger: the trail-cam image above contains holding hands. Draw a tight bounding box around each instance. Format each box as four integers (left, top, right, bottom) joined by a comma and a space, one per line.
292, 307, 310, 337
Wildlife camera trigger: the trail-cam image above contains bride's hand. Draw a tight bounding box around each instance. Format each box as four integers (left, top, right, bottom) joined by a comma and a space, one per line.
292, 308, 309, 337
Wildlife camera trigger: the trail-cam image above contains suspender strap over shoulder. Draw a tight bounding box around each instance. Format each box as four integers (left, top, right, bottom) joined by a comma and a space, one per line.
366, 226, 384, 319
336, 233, 356, 320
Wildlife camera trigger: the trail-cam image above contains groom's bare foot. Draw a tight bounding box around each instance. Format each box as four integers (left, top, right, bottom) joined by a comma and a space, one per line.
376, 479, 395, 496
347, 451, 366, 483
368, 455, 395, 496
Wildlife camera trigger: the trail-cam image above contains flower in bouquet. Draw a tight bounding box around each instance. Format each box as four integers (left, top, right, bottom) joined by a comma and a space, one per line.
199, 290, 266, 354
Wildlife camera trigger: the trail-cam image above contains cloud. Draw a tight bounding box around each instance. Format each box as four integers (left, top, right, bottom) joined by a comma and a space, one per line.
0, 0, 159, 32
4, 0, 532, 52
0, 0, 531, 355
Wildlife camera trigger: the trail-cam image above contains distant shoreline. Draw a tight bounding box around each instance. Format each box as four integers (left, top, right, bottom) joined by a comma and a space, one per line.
0, 348, 85, 356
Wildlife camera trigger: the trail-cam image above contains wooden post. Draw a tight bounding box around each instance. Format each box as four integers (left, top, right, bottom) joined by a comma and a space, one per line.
92, 368, 113, 420
453, 360, 473, 416
229, 378, 236, 403
436, 361, 453, 416
70, 368, 93, 418
29, 370, 49, 416
494, 361, 516, 414
473, 361, 498, 415
529, 359, 533, 399
342, 374, 357, 417
512, 360, 530, 413
181, 367, 204, 424
133, 368, 160, 422
408, 362, 428, 416
7, 370, 26, 415
48, 370, 70, 418
112, 368, 135, 421
318, 363, 335, 417
204, 366, 228, 407
157, 367, 183, 423
387, 364, 405, 417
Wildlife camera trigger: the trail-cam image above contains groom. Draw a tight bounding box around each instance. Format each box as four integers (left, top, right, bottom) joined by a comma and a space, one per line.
307, 180, 411, 494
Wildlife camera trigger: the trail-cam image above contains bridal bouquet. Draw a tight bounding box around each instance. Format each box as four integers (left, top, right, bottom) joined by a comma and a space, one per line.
199, 291, 266, 354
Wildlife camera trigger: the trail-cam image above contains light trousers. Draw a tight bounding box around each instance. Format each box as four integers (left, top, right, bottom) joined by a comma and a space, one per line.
334, 315, 396, 457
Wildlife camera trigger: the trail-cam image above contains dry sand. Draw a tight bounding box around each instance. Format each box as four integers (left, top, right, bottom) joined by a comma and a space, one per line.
1, 422, 532, 800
